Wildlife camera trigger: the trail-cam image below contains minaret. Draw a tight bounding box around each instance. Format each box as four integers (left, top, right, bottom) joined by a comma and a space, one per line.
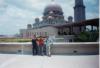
74, 0, 86, 22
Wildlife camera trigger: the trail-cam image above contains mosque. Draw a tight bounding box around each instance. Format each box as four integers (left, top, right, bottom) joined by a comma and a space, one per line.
20, 0, 98, 42
0, 0, 99, 55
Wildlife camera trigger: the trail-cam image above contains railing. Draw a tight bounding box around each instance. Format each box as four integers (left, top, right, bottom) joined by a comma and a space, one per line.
0, 42, 99, 56
47, 42, 99, 56
0, 42, 32, 55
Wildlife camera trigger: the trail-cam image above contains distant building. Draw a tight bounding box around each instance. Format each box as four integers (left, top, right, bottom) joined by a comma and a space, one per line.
0, 35, 7, 38
20, 0, 98, 41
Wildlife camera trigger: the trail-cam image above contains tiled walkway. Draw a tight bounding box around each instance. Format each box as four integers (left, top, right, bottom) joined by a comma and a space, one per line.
0, 54, 99, 68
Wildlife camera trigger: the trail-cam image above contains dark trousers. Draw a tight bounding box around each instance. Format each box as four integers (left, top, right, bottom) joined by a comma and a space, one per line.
38, 46, 44, 55
32, 47, 38, 55
43, 45, 46, 55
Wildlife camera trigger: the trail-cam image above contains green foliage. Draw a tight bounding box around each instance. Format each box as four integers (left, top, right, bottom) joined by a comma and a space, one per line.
74, 30, 99, 42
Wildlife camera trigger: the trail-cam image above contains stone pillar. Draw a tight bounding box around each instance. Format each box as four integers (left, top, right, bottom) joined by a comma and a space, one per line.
69, 27, 71, 35
91, 25, 93, 31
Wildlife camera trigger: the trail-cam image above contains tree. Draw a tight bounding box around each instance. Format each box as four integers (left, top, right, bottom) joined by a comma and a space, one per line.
74, 30, 99, 42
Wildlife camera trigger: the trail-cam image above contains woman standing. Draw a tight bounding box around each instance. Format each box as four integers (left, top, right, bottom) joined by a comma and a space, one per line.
38, 37, 44, 56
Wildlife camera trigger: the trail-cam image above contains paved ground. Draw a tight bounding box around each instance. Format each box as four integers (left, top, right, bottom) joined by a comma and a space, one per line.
0, 54, 99, 68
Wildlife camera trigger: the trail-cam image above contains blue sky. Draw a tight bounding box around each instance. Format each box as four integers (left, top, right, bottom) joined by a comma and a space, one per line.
0, 0, 99, 35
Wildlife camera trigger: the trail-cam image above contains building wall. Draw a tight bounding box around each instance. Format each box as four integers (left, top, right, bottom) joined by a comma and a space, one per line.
20, 26, 58, 38
73, 27, 80, 34
58, 27, 70, 35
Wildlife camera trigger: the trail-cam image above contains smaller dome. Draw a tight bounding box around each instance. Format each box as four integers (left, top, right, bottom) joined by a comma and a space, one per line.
68, 16, 73, 19
68, 16, 73, 22
35, 18, 40, 23
27, 24, 32, 29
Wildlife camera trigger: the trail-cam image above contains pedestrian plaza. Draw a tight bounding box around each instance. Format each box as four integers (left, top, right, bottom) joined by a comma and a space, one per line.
0, 54, 99, 68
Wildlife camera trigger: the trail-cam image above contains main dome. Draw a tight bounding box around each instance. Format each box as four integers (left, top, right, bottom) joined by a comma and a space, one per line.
43, 2, 63, 15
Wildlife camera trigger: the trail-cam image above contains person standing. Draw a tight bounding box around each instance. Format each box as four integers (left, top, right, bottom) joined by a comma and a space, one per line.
38, 37, 44, 56
45, 36, 54, 56
32, 36, 38, 55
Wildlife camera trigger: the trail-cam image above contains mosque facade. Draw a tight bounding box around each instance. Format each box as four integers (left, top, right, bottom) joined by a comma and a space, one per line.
0, 0, 99, 55
20, 0, 86, 39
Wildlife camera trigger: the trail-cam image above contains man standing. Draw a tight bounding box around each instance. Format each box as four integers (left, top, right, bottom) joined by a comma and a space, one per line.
32, 36, 38, 55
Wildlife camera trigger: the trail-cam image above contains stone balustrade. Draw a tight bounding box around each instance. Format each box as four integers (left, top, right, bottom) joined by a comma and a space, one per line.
48, 42, 99, 56
0, 42, 99, 56
0, 42, 32, 55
